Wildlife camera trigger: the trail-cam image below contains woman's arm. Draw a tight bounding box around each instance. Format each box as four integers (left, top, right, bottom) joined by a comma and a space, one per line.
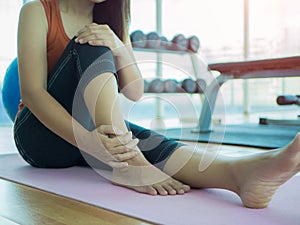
115, 37, 144, 101
18, 1, 83, 147
17, 2, 136, 168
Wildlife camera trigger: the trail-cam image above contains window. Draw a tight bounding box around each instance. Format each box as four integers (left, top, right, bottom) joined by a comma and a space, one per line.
0, 0, 299, 126
130, 0, 300, 122
0, 1, 22, 125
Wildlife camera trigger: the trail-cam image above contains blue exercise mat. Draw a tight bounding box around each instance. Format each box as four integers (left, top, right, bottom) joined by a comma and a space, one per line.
156, 124, 300, 149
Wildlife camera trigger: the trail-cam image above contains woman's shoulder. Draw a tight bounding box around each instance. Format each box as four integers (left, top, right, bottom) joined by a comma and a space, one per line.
19, 1, 47, 25
21, 0, 44, 11
19, 1, 46, 23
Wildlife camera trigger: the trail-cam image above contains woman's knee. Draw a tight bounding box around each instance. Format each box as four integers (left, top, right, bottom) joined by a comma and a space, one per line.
73, 43, 116, 73
74, 43, 118, 96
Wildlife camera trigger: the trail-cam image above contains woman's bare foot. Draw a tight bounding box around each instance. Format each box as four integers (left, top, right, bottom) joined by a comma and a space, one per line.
234, 133, 300, 208
112, 153, 190, 196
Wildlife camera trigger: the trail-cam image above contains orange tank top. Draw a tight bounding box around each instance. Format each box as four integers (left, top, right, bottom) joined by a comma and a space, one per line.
16, 0, 71, 120
41, 0, 71, 73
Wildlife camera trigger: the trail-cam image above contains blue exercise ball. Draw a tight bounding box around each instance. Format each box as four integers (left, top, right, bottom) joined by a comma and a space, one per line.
1, 58, 21, 121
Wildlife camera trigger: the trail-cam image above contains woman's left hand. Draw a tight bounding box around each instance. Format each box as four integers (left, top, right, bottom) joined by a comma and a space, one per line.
75, 23, 125, 56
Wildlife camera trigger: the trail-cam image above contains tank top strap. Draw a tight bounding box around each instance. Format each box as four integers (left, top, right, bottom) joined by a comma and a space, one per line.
40, 0, 70, 73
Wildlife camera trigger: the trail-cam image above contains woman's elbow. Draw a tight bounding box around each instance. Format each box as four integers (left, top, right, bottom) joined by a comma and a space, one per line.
20, 88, 44, 108
121, 80, 144, 102
129, 93, 143, 102
123, 89, 143, 102
20, 91, 35, 108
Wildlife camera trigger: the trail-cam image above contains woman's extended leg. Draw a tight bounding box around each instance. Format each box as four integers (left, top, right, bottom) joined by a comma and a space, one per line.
163, 133, 300, 208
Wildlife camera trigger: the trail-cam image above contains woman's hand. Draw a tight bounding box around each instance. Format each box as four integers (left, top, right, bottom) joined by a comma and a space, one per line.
75, 124, 139, 169
75, 23, 125, 56
96, 125, 140, 168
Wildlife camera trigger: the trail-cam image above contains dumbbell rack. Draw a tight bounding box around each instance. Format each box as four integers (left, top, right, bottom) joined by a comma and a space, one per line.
132, 47, 208, 125
133, 47, 204, 75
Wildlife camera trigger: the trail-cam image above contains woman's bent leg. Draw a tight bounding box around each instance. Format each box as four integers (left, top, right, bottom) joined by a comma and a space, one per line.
14, 40, 82, 168
80, 57, 190, 195
14, 39, 113, 168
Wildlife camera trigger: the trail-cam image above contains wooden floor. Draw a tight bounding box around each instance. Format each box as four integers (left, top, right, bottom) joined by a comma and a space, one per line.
0, 126, 263, 225
0, 178, 154, 225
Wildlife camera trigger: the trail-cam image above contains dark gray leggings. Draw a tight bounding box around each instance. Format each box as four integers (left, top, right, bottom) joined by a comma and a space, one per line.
14, 38, 183, 169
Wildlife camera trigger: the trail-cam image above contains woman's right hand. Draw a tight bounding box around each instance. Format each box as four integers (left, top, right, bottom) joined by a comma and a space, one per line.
96, 125, 140, 168
74, 124, 139, 169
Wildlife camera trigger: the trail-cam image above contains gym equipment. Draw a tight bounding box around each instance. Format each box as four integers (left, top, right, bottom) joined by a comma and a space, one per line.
195, 78, 207, 94
1, 58, 21, 121
1, 154, 300, 225
147, 78, 164, 93
187, 35, 201, 53
259, 95, 300, 126
169, 34, 188, 51
163, 79, 180, 93
196, 56, 300, 133
130, 31, 200, 52
277, 95, 300, 106
159, 36, 169, 50
181, 78, 197, 93
130, 30, 147, 48
146, 32, 161, 49
144, 78, 206, 94
143, 80, 150, 93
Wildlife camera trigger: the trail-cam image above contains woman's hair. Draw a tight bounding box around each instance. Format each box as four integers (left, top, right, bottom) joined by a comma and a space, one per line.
93, 0, 131, 42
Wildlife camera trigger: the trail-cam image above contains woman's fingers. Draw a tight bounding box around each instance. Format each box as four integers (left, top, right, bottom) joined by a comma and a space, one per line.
106, 131, 133, 146
76, 23, 98, 37
97, 125, 124, 136
97, 127, 140, 165
76, 24, 111, 43
124, 138, 139, 149
75, 23, 124, 55
108, 138, 139, 155
107, 161, 128, 169
113, 150, 139, 162
77, 23, 104, 35
92, 125, 140, 168
76, 34, 112, 46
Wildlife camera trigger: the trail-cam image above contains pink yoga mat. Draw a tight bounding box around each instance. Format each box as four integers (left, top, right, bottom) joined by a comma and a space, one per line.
0, 154, 299, 225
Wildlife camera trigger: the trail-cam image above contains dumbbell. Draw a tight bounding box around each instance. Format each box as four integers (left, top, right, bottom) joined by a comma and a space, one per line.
181, 78, 197, 93
195, 79, 206, 93
146, 32, 161, 49
144, 80, 150, 93
169, 34, 188, 51
187, 35, 201, 53
277, 95, 300, 106
130, 30, 147, 48
159, 36, 169, 50
148, 78, 165, 93
163, 79, 181, 93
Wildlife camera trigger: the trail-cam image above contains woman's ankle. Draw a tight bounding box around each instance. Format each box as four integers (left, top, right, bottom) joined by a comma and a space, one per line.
125, 152, 152, 166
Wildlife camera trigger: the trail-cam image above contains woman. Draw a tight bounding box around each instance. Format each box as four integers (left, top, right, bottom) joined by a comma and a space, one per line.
15, 0, 300, 209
